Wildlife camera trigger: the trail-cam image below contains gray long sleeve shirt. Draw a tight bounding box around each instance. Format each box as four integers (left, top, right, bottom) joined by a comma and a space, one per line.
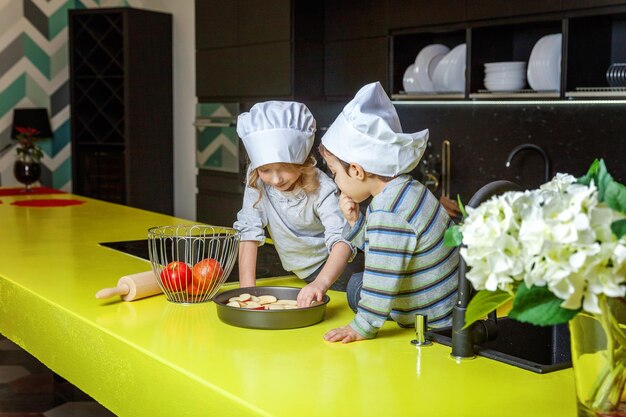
234, 168, 353, 279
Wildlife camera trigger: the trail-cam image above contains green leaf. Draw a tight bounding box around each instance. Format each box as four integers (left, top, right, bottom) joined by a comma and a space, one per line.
463, 290, 513, 329
577, 159, 600, 186
457, 194, 467, 218
605, 180, 626, 215
443, 225, 463, 247
611, 219, 626, 239
508, 283, 579, 326
595, 160, 614, 202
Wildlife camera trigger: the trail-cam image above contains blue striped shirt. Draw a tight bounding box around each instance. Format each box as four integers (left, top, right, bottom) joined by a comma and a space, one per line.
346, 175, 459, 338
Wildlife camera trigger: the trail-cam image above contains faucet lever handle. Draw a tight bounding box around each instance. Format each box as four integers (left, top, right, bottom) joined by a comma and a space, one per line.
411, 314, 433, 346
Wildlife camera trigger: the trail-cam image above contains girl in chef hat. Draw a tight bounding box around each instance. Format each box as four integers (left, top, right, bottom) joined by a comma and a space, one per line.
233, 101, 356, 307
320, 82, 459, 343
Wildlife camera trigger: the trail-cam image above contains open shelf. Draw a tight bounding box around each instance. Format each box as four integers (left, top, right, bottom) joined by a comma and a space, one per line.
390, 6, 626, 100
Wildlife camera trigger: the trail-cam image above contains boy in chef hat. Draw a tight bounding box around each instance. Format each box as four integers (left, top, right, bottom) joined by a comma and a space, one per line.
320, 82, 459, 343
234, 101, 357, 307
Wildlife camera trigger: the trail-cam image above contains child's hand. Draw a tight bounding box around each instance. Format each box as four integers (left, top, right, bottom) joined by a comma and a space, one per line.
297, 282, 326, 308
339, 193, 359, 226
324, 325, 366, 344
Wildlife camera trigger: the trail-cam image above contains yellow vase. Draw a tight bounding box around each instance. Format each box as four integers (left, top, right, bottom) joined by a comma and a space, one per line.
569, 296, 626, 417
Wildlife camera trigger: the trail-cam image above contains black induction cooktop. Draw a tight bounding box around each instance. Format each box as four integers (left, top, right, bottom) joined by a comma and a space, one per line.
98, 239, 290, 282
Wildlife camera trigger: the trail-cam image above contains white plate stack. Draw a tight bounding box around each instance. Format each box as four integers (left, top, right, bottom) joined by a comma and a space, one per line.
483, 61, 527, 92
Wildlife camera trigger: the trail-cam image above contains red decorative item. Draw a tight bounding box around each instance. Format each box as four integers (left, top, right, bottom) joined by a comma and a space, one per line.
0, 187, 65, 197
11, 199, 85, 207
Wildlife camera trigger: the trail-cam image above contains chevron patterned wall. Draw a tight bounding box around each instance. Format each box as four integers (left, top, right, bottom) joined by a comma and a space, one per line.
0, 0, 134, 190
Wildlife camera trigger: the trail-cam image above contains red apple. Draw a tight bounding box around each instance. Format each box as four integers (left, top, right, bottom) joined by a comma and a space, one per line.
160, 261, 192, 292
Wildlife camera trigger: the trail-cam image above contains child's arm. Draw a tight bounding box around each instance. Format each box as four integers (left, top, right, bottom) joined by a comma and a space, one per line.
237, 241, 258, 288
296, 241, 352, 307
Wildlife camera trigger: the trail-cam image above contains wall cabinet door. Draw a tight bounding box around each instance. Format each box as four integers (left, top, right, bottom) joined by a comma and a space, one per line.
238, 0, 291, 44
387, 0, 465, 29
325, 0, 388, 41
324, 37, 388, 97
195, 0, 237, 49
466, 0, 561, 21
239, 42, 292, 96
562, 0, 626, 10
196, 48, 239, 98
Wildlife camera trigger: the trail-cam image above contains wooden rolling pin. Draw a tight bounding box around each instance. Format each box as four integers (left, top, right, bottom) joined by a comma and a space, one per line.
96, 271, 162, 301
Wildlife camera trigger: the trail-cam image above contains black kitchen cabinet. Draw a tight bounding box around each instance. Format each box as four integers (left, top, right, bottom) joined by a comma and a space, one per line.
195, 0, 237, 49
468, 19, 563, 96
466, 0, 561, 21
324, 37, 389, 98
565, 11, 626, 95
387, 0, 466, 29
325, 0, 388, 41
69, 8, 173, 214
195, 0, 323, 101
563, 0, 626, 10
390, 3, 626, 100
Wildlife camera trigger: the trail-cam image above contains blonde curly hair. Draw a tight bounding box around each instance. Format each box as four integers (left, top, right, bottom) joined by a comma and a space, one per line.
247, 155, 319, 206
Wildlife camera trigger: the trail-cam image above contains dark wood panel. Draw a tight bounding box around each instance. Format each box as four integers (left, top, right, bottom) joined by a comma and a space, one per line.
238, 42, 292, 97
387, 0, 465, 29
563, 0, 626, 10
238, 0, 291, 45
325, 0, 388, 41
196, 48, 239, 98
195, 0, 237, 49
466, 0, 561, 21
324, 37, 389, 97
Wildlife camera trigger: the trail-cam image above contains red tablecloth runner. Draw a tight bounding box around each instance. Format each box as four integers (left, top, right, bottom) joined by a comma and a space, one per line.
0, 187, 66, 196
11, 199, 85, 207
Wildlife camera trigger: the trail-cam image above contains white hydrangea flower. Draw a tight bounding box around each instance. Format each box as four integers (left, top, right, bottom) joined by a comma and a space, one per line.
459, 173, 626, 316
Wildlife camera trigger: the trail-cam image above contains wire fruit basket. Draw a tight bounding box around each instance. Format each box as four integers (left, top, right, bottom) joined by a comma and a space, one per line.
148, 225, 240, 304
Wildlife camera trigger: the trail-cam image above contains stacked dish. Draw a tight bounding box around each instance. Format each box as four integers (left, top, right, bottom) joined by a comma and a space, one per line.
403, 44, 450, 93
483, 61, 527, 91
527, 33, 562, 91
606, 63, 626, 87
432, 43, 466, 93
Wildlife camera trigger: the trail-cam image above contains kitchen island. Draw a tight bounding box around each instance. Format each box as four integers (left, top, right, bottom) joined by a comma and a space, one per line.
0, 191, 576, 417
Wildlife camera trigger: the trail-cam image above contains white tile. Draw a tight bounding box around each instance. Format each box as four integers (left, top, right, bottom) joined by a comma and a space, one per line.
44, 401, 117, 417
0, 365, 30, 383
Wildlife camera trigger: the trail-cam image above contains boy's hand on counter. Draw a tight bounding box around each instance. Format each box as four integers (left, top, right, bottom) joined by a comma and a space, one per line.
324, 325, 366, 344
339, 193, 359, 226
297, 282, 326, 308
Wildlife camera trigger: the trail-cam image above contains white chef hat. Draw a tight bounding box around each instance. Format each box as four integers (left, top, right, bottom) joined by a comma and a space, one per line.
237, 101, 316, 170
321, 82, 428, 177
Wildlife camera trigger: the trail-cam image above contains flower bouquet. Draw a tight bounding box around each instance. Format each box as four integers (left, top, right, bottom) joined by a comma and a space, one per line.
445, 159, 626, 416
13, 126, 44, 160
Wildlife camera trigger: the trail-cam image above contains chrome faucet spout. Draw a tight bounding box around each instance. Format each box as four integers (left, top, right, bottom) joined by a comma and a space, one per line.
506, 143, 551, 183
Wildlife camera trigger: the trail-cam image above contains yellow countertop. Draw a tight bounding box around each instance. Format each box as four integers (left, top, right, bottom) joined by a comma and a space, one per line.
0, 192, 577, 417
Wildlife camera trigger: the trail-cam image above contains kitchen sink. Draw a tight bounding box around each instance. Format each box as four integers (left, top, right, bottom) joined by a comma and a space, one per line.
426, 317, 572, 373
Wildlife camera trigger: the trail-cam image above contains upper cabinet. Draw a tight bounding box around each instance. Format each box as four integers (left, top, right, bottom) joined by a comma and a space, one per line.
196, 0, 626, 101
387, 0, 465, 29
466, 0, 561, 21
195, 0, 323, 101
391, 3, 626, 100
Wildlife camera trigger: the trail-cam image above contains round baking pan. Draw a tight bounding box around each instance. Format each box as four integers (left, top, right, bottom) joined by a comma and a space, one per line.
213, 286, 330, 330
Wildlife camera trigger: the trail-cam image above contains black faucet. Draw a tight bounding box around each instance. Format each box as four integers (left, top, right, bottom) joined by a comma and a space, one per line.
506, 144, 551, 183
450, 180, 523, 359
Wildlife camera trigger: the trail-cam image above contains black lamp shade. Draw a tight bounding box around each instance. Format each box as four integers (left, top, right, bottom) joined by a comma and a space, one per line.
11, 108, 53, 139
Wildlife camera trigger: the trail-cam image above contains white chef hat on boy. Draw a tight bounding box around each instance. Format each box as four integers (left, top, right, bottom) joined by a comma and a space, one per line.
237, 101, 316, 170
321, 82, 428, 177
